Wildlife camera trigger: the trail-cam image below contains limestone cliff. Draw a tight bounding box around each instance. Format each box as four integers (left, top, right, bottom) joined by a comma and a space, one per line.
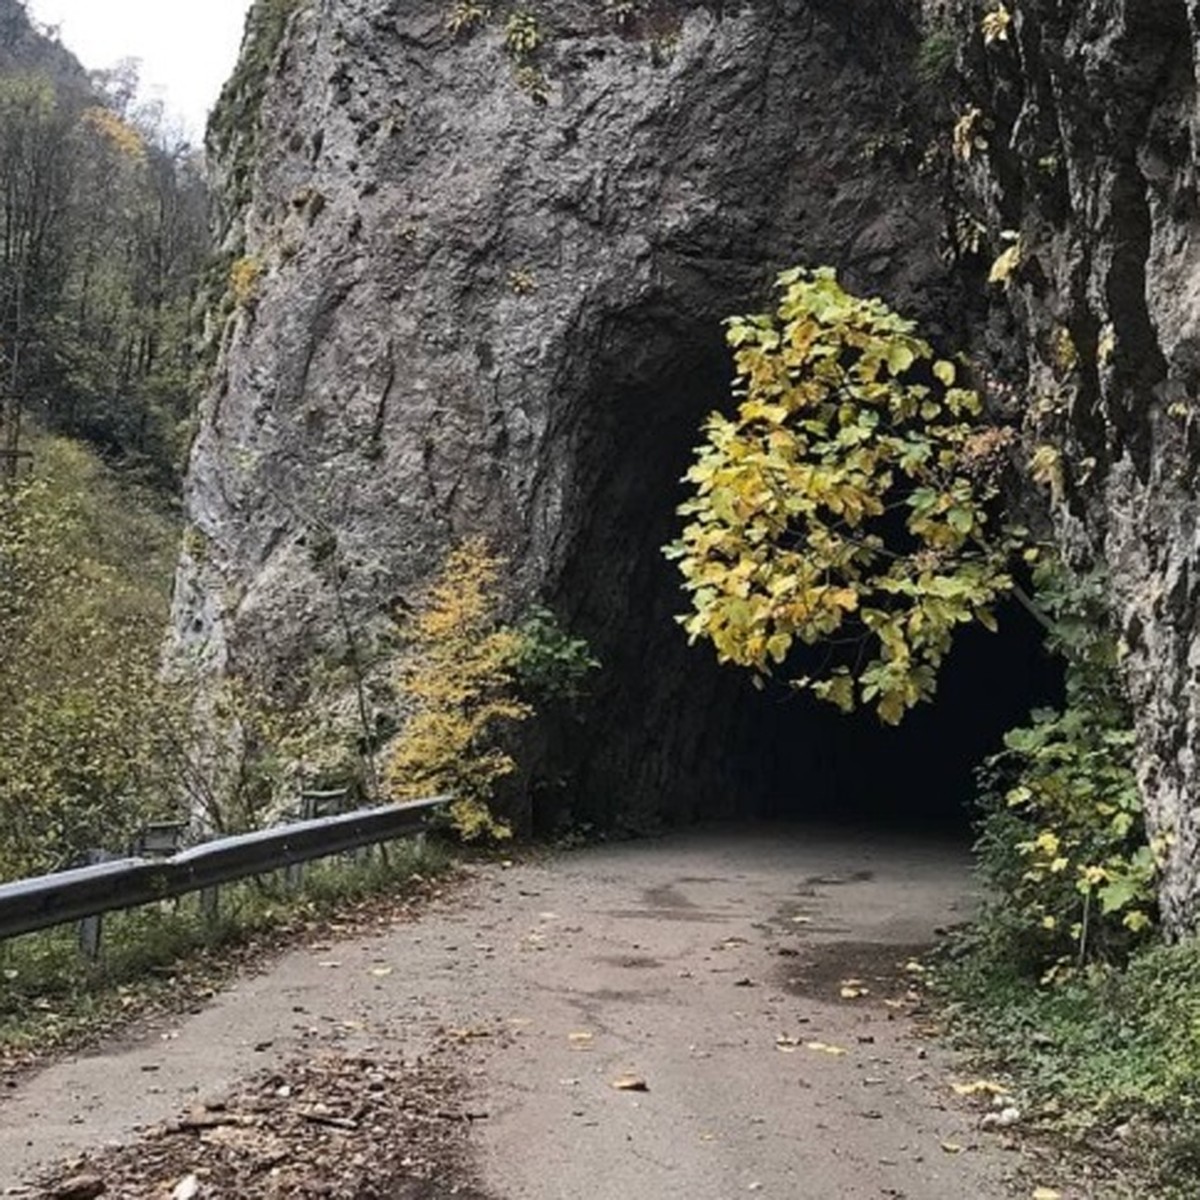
951, 0, 1200, 930
175, 0, 960, 827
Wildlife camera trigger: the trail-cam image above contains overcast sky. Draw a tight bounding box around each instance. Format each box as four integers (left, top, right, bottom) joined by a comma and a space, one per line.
25, 0, 252, 140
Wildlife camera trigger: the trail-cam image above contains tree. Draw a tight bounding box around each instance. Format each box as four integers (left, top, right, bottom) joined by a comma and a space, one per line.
386, 539, 531, 840
667, 267, 1020, 724
0, 72, 77, 473
0, 62, 208, 487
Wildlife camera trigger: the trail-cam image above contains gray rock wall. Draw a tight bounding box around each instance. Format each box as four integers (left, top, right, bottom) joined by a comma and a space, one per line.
173, 0, 962, 826
953, 0, 1200, 931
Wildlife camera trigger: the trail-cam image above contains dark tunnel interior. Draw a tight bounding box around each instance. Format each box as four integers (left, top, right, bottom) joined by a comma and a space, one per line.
744, 603, 1064, 833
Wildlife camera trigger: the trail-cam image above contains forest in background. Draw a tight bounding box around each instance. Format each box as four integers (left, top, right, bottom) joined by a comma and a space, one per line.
0, 0, 209, 489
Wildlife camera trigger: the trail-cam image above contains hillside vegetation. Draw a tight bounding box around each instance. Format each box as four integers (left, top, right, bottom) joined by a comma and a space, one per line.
0, 1, 208, 487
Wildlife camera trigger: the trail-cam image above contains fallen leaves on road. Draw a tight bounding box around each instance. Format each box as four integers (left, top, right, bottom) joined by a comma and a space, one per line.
1, 870, 458, 1088
776, 1032, 842, 1056
445, 1026, 494, 1044
951, 1079, 1010, 1098
980, 1106, 1022, 1130
839, 979, 870, 1000
47, 1174, 106, 1200
1031, 1188, 1062, 1200
36, 1047, 489, 1199
805, 1041, 848, 1056
170, 1174, 200, 1200
611, 1074, 649, 1092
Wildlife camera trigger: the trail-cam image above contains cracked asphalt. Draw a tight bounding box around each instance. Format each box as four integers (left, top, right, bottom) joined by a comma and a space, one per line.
1, 826, 1034, 1198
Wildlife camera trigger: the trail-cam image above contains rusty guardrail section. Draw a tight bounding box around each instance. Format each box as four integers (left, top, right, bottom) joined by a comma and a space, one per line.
0, 796, 448, 944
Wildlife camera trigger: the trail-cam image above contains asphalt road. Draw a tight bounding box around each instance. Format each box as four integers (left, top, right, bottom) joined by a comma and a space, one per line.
1, 826, 1033, 1198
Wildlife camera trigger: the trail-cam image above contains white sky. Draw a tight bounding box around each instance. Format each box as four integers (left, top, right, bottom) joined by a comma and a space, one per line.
25, 0, 252, 141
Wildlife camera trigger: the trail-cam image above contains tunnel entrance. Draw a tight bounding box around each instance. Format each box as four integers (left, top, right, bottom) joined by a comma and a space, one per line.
548, 301, 1062, 841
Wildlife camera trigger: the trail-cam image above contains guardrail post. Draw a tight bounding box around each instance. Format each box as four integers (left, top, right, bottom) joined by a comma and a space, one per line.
78, 911, 103, 961
287, 789, 351, 885
76, 850, 115, 961
199, 886, 220, 926
134, 822, 187, 858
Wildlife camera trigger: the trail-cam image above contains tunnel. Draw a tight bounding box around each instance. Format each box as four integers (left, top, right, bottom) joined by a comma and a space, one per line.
542, 300, 1064, 841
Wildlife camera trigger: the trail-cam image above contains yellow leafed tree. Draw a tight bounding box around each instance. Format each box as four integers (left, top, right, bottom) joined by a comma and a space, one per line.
666, 267, 1020, 724
386, 538, 530, 839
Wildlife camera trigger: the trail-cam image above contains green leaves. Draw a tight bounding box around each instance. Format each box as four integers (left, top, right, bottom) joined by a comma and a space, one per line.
974, 562, 1154, 977
667, 266, 1014, 723
0, 437, 180, 880
510, 605, 600, 702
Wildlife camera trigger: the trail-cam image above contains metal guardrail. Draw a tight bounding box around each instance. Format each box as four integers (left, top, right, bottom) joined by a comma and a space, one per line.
0, 796, 448, 945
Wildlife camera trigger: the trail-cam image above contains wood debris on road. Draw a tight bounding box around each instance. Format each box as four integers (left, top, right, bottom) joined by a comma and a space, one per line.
35, 1048, 491, 1199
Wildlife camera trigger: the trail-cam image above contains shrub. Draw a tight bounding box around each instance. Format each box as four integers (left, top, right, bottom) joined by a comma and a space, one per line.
915, 27, 957, 91
386, 538, 530, 840
972, 561, 1155, 979
504, 10, 542, 59
0, 438, 179, 878
510, 605, 599, 703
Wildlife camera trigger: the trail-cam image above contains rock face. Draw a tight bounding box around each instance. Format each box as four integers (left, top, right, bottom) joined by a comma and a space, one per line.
175, 0, 961, 826
954, 0, 1200, 931
0, 0, 88, 79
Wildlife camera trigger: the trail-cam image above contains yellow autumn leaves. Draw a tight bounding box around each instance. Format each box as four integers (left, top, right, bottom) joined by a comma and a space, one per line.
386, 538, 529, 841
667, 267, 1015, 724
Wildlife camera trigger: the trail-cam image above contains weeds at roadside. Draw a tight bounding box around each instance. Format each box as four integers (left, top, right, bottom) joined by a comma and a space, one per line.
0, 839, 452, 1076
933, 935, 1200, 1197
